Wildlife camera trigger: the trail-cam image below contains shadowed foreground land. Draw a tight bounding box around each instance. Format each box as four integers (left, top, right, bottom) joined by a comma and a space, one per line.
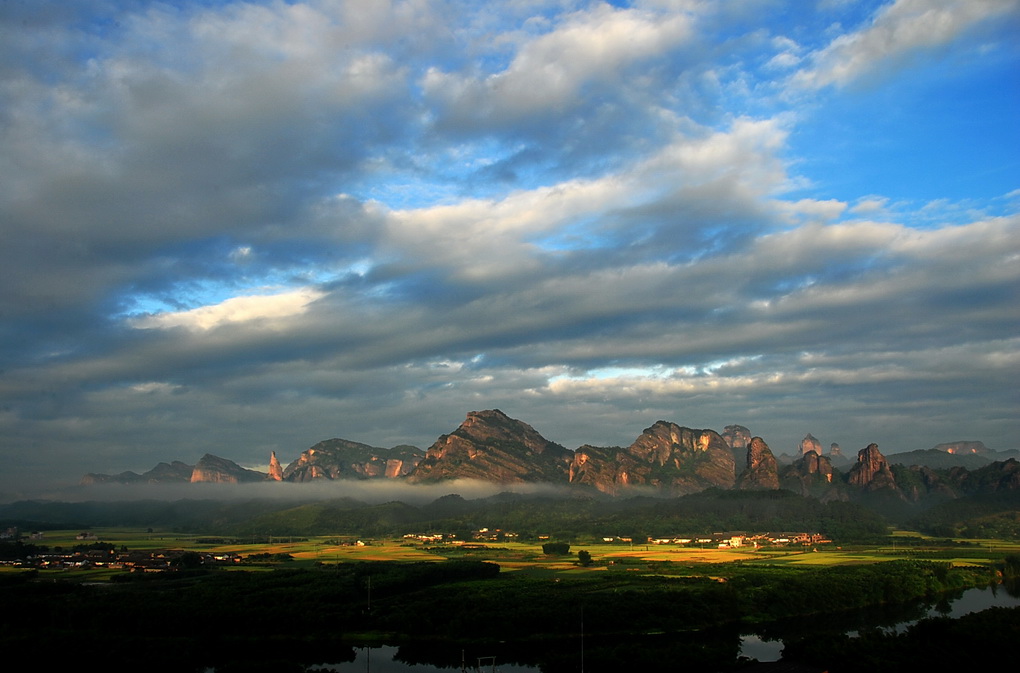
3, 487, 1019, 673
2, 543, 1019, 673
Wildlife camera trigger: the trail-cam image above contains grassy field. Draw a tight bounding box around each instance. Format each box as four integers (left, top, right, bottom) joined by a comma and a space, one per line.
18, 527, 1018, 580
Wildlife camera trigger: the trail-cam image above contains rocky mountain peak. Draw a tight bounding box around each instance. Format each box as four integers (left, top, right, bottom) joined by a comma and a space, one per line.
736, 436, 779, 490
283, 439, 423, 482
932, 440, 990, 455
630, 422, 724, 463
722, 424, 751, 450
800, 433, 823, 455
622, 422, 736, 493
190, 454, 266, 483
268, 451, 284, 481
455, 409, 560, 454
847, 443, 900, 493
407, 410, 572, 483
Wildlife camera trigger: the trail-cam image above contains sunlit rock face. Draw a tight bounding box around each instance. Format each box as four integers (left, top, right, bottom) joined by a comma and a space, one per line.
191, 454, 265, 483
408, 412, 737, 494
736, 436, 780, 490
283, 440, 424, 482
779, 451, 847, 502
566, 422, 736, 495
568, 444, 634, 493
615, 421, 736, 494
799, 433, 823, 456
722, 424, 751, 450
267, 451, 284, 481
847, 443, 900, 494
932, 440, 990, 455
721, 424, 753, 464
407, 409, 573, 484
385, 448, 425, 478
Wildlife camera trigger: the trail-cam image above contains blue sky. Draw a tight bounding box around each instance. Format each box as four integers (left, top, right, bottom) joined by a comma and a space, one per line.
1, 0, 1018, 496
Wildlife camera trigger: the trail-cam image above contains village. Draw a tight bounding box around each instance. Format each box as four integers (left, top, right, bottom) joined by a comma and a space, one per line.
1, 526, 833, 573
407, 528, 833, 549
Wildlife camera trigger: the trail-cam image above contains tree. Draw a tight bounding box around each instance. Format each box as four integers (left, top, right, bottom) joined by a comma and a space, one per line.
577, 550, 592, 567
542, 542, 570, 555
174, 551, 203, 569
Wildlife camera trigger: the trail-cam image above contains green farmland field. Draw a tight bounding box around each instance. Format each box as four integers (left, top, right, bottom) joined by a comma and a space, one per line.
20, 527, 1020, 577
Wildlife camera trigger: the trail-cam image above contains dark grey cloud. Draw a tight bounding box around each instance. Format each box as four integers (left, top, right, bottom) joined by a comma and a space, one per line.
0, 1, 1017, 497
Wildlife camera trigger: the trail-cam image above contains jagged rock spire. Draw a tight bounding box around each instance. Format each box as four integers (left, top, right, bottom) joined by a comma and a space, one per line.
268, 451, 284, 481
736, 436, 779, 490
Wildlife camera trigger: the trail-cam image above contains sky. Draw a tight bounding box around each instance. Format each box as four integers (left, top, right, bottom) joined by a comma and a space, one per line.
1, 0, 1018, 498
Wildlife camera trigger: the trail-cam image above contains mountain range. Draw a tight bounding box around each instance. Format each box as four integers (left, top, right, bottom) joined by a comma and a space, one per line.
81, 409, 1019, 507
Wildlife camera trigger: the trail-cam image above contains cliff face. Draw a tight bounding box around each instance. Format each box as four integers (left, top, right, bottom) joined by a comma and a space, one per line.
406, 409, 573, 483
847, 443, 900, 493
932, 440, 990, 455
568, 421, 735, 495
722, 424, 751, 450
78, 413, 1013, 505
779, 452, 847, 501
268, 452, 284, 481
736, 437, 780, 490
283, 440, 424, 482
190, 454, 266, 483
568, 445, 633, 492
800, 433, 823, 456
721, 424, 752, 465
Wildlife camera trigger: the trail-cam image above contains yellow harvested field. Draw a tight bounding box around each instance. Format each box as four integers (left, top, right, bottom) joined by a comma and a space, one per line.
301, 545, 439, 562
590, 545, 762, 563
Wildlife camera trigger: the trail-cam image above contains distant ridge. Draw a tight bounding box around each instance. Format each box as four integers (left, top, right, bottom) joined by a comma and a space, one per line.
79, 409, 1018, 507
930, 440, 990, 454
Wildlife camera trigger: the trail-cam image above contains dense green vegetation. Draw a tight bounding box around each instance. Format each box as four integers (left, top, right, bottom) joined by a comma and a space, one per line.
909, 491, 1020, 539
0, 489, 894, 541
0, 552, 1005, 672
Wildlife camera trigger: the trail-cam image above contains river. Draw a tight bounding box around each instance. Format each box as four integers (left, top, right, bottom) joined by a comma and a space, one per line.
299, 583, 1019, 672
738, 582, 1020, 662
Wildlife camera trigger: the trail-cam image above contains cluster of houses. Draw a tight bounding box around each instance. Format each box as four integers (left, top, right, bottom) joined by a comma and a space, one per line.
2, 548, 246, 572
403, 528, 522, 544
403, 529, 831, 548
647, 532, 832, 548
0, 530, 246, 572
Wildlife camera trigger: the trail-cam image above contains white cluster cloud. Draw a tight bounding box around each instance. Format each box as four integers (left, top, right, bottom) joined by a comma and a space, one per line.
130, 288, 326, 331
423, 5, 694, 125
795, 0, 1020, 89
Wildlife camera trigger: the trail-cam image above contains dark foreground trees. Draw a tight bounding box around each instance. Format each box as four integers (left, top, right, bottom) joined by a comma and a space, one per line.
782, 606, 1020, 673
0, 558, 1001, 672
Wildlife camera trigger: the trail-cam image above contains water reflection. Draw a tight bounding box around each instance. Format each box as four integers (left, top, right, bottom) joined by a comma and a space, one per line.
311, 645, 540, 672
301, 584, 1019, 672
739, 582, 1020, 663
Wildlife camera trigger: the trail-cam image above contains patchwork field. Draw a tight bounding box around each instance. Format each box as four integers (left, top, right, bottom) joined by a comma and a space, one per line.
19, 528, 1018, 578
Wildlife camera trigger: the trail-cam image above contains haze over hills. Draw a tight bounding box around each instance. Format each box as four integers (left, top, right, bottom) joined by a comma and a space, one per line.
78, 409, 1019, 512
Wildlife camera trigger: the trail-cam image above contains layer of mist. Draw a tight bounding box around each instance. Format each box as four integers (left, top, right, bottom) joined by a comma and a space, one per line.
1, 478, 623, 506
